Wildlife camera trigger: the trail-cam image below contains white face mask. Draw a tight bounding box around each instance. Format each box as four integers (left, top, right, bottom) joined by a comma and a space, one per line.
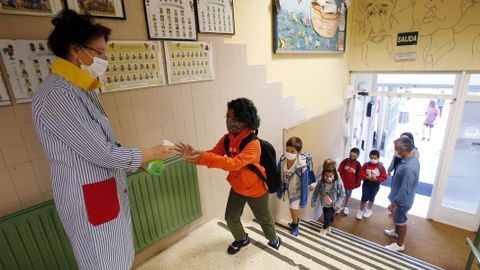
79, 47, 108, 78
395, 151, 402, 158
325, 176, 334, 183
370, 159, 379, 164
285, 152, 297, 161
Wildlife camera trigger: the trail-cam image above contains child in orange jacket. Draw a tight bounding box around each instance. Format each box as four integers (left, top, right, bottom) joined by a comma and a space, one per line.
356, 150, 387, 220
175, 98, 281, 254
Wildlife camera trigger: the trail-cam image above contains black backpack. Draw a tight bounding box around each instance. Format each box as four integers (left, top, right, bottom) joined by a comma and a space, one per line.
224, 133, 281, 193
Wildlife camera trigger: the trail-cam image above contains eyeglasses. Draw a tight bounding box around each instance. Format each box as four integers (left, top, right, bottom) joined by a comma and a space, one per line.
82, 45, 106, 58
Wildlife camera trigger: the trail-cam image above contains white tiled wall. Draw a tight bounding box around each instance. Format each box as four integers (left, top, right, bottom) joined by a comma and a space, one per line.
0, 41, 307, 219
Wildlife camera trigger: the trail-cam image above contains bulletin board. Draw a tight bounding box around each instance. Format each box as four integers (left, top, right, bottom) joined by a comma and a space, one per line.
101, 41, 166, 93
144, 0, 197, 40
0, 69, 11, 106
164, 41, 214, 84
0, 40, 56, 103
196, 0, 235, 34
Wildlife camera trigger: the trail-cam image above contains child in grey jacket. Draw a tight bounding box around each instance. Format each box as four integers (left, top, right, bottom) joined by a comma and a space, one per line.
311, 162, 345, 236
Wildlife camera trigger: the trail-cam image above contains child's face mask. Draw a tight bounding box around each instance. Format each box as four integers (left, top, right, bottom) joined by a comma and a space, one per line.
370, 159, 379, 164
226, 120, 242, 134
325, 176, 334, 183
285, 152, 297, 160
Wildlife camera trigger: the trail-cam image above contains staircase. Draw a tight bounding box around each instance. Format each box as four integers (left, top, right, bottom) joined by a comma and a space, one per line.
138, 218, 443, 270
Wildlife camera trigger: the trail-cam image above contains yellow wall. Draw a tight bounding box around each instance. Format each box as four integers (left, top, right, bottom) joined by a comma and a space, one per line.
225, 0, 350, 117
350, 0, 480, 71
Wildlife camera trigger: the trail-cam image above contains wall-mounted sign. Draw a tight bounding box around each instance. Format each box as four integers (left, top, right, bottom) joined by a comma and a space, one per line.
397, 32, 419, 46
394, 52, 417, 62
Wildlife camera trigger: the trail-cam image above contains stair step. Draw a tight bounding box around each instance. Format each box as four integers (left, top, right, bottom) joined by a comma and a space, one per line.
300, 219, 443, 270
138, 218, 444, 270
249, 220, 386, 270
245, 221, 353, 270
273, 220, 411, 270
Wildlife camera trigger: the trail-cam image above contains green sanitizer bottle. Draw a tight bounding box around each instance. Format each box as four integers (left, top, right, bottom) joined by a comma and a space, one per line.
143, 140, 175, 176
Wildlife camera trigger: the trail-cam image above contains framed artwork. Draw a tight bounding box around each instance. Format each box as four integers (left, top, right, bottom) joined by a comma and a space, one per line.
164, 41, 214, 84
0, 40, 56, 103
0, 0, 63, 16
195, 0, 235, 35
144, 0, 197, 40
274, 0, 346, 53
0, 69, 12, 106
64, 0, 126, 19
100, 41, 166, 92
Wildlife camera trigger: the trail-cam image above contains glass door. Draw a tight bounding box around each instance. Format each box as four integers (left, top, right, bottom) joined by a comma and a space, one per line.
431, 75, 480, 231
349, 73, 455, 218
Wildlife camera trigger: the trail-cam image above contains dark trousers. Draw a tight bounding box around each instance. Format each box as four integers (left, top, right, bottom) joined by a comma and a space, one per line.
322, 207, 335, 229
225, 189, 277, 241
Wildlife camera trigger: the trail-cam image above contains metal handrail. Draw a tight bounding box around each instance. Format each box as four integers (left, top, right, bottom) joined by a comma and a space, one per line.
466, 238, 480, 265
466, 225, 480, 270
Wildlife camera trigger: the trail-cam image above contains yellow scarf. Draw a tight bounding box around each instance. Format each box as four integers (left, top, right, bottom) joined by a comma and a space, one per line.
51, 58, 101, 91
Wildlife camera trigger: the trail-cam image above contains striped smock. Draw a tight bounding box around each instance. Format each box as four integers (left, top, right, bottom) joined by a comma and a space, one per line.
31, 58, 142, 270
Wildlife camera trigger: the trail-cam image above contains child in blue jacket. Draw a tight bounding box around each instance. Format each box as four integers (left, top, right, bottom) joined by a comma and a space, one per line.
277, 137, 316, 236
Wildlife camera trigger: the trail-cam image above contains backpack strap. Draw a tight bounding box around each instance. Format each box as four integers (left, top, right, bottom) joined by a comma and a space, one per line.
355, 161, 361, 178
239, 133, 257, 152
247, 164, 267, 183
223, 132, 266, 183
224, 133, 257, 157
240, 133, 266, 182
341, 158, 349, 170
223, 135, 230, 156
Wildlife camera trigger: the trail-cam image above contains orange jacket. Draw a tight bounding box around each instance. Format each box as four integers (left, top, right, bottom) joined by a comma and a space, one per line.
197, 129, 268, 198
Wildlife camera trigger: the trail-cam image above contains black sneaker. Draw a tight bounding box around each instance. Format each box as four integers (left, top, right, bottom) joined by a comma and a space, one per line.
227, 234, 250, 254
268, 236, 282, 250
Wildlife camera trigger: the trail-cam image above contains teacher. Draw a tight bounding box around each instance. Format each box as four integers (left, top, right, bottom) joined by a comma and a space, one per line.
32, 10, 172, 270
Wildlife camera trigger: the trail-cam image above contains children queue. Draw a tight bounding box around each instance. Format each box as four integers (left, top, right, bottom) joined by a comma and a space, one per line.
176, 97, 412, 255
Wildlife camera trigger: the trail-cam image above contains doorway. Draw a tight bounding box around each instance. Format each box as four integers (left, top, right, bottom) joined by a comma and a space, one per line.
349, 73, 455, 218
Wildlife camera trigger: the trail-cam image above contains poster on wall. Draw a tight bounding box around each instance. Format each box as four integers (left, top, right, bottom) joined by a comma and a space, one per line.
144, 0, 197, 40
0, 69, 12, 106
164, 41, 214, 84
0, 0, 63, 16
100, 41, 166, 92
195, 0, 235, 35
0, 40, 55, 103
274, 0, 346, 53
64, 0, 126, 19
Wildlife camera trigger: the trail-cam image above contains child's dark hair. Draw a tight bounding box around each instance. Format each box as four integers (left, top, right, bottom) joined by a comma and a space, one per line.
322, 158, 336, 169
286, 137, 303, 152
321, 164, 339, 182
369, 149, 380, 158
227, 98, 260, 130
48, 9, 111, 59
350, 147, 360, 154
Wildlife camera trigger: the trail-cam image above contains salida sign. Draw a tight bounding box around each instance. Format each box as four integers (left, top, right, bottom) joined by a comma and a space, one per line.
396, 32, 418, 46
